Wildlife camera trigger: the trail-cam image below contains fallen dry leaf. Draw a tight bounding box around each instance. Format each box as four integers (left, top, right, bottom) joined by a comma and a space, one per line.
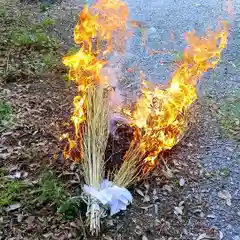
196, 233, 214, 240
17, 214, 23, 223
103, 235, 113, 240
140, 205, 153, 211
0, 152, 12, 160
143, 194, 150, 202
162, 184, 172, 193
43, 233, 53, 238
25, 216, 35, 228
6, 203, 21, 212
174, 206, 184, 215
161, 168, 174, 179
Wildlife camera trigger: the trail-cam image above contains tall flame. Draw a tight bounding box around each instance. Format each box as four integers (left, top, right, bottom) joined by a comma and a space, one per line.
61, 0, 129, 160
123, 22, 229, 169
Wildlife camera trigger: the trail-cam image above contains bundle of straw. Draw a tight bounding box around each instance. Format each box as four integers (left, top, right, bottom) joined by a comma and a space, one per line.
113, 143, 144, 188
82, 85, 109, 235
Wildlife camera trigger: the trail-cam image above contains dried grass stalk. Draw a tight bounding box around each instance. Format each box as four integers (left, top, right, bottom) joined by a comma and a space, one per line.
82, 85, 109, 235
113, 143, 144, 188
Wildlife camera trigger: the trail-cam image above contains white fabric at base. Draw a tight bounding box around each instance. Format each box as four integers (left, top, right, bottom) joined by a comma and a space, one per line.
83, 179, 132, 216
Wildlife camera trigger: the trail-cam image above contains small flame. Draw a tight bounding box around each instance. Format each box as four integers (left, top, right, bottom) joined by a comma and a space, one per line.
123, 22, 229, 170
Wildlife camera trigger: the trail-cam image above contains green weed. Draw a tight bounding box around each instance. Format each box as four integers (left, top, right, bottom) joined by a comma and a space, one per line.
42, 53, 60, 71
0, 173, 26, 206
10, 28, 58, 49
0, 101, 12, 127
39, 17, 56, 27
30, 171, 81, 219
0, 7, 7, 18
33, 171, 67, 206
58, 198, 83, 220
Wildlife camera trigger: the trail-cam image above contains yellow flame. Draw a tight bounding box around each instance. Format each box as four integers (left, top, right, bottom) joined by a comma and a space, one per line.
123, 22, 229, 169
61, 0, 129, 160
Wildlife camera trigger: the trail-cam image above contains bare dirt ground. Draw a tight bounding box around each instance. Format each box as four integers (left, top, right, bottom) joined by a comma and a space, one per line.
0, 0, 239, 239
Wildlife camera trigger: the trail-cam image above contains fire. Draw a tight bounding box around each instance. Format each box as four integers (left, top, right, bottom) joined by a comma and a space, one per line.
74, 0, 128, 55
123, 22, 229, 168
62, 0, 229, 172
61, 0, 129, 160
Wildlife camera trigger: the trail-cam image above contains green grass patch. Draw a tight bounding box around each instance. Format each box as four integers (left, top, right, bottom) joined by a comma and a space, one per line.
0, 169, 80, 220
0, 101, 12, 128
30, 170, 81, 220
1, 6, 62, 83
41, 53, 61, 71
10, 26, 58, 49
220, 93, 240, 141
0, 172, 26, 206
32, 171, 67, 207
0, 7, 7, 18
39, 17, 56, 27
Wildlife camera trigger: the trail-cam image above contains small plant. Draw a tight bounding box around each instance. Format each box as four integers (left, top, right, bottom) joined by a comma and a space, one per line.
33, 171, 67, 207
0, 173, 25, 206
58, 198, 84, 220
42, 53, 60, 71
39, 17, 56, 27
0, 100, 12, 127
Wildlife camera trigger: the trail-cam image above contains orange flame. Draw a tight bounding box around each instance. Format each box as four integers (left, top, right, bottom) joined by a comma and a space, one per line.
123, 22, 229, 169
61, 0, 129, 160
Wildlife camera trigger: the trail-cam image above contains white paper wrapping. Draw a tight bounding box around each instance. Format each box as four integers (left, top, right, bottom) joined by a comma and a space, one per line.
83, 179, 132, 216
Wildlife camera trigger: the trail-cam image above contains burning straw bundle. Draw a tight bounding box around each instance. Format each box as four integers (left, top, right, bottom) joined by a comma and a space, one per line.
61, 0, 229, 235
113, 21, 229, 190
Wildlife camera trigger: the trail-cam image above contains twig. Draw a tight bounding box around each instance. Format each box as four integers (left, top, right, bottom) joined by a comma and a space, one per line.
5, 50, 11, 74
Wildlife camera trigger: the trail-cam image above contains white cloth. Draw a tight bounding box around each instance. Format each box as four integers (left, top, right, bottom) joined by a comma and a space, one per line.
83, 179, 132, 216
